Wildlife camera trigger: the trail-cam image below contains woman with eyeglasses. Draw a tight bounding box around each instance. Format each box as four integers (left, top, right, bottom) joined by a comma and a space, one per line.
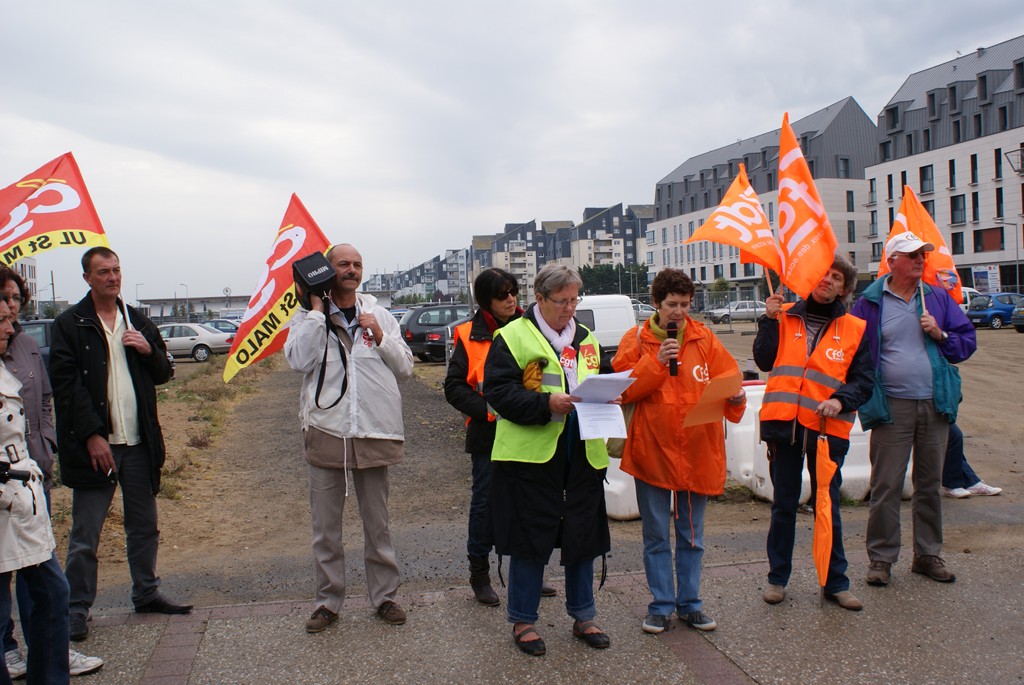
482, 263, 613, 656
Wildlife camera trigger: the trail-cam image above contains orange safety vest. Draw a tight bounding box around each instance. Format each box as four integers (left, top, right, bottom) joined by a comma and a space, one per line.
453, 320, 496, 424
760, 308, 866, 439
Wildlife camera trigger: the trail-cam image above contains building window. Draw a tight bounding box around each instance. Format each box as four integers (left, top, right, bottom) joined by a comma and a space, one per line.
978, 75, 989, 103
846, 191, 855, 212
953, 119, 962, 143
900, 171, 907, 196
667, 185, 673, 199
699, 172, 705, 188
886, 106, 900, 131
700, 267, 707, 281
869, 211, 878, 237
838, 157, 850, 179
729, 263, 737, 278
868, 178, 877, 203
848, 251, 857, 266
995, 148, 1003, 179
972, 192, 980, 222
847, 220, 856, 243
766, 172, 773, 190
871, 242, 883, 261
998, 106, 1010, 132
767, 202, 774, 223
973, 113, 982, 138
971, 154, 978, 184
924, 128, 931, 151
996, 187, 1004, 218
743, 263, 756, 277
690, 196, 696, 212
919, 165, 934, 194
661, 227, 667, 243
688, 221, 695, 237
714, 265, 724, 279
905, 133, 914, 155
950, 195, 966, 224
951, 232, 964, 255
927, 92, 938, 118
888, 207, 895, 227
948, 159, 956, 188
1016, 60, 1024, 90
973, 227, 1004, 252
887, 175, 894, 201
880, 140, 892, 162
948, 85, 959, 113
646, 229, 655, 243
922, 200, 935, 219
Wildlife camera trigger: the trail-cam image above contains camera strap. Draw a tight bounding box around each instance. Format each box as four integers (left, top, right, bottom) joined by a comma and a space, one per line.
314, 313, 349, 409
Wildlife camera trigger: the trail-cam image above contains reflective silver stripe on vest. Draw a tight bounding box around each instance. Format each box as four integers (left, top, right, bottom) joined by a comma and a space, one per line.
764, 391, 855, 427
803, 368, 843, 391
767, 365, 805, 379
541, 372, 561, 387
475, 382, 485, 393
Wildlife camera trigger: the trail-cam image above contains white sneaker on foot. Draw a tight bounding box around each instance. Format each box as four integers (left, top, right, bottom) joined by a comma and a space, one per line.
4, 648, 26, 679
942, 486, 971, 498
966, 482, 1002, 496
69, 649, 104, 677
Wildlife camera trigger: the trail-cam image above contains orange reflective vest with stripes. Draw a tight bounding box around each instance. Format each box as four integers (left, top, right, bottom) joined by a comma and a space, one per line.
760, 308, 866, 440
452, 320, 496, 425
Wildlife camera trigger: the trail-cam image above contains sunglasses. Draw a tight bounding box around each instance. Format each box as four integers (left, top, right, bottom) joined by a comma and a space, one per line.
494, 288, 519, 300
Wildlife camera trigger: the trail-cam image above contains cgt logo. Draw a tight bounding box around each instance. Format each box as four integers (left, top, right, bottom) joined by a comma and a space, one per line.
825, 348, 845, 362
692, 363, 710, 384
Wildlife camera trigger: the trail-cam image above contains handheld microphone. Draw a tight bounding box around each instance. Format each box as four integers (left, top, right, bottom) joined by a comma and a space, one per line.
666, 320, 678, 376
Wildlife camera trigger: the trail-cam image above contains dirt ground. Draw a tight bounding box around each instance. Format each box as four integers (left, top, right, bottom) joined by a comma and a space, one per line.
50, 324, 1024, 611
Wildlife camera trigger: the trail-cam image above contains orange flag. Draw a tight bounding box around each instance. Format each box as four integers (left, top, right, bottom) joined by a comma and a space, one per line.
223, 194, 331, 383
877, 186, 963, 304
813, 426, 838, 592
0, 152, 109, 266
776, 114, 838, 299
685, 164, 783, 274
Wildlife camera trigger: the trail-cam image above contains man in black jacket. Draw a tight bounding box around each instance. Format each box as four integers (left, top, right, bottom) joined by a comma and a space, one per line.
49, 247, 190, 643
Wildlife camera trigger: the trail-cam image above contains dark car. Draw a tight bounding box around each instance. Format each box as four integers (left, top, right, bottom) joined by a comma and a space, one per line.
1012, 299, 1024, 333
18, 318, 55, 367
965, 292, 1024, 329
400, 304, 471, 362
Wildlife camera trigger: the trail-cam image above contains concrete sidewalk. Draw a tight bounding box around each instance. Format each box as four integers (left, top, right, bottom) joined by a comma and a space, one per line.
67, 547, 1023, 685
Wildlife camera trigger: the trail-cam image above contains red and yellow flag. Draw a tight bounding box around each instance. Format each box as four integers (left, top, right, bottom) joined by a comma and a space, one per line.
222, 194, 331, 383
776, 114, 838, 299
877, 186, 963, 304
685, 164, 783, 273
0, 153, 109, 266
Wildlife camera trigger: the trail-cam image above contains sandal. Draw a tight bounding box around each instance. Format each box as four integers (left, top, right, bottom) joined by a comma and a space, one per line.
513, 623, 546, 657
572, 619, 611, 649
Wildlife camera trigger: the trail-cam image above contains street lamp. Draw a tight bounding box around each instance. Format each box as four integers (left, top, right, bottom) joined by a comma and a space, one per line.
994, 219, 1020, 294
180, 283, 189, 322
1003, 149, 1023, 294
135, 283, 144, 308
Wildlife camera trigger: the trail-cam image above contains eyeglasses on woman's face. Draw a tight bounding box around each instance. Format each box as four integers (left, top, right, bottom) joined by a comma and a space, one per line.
544, 295, 583, 309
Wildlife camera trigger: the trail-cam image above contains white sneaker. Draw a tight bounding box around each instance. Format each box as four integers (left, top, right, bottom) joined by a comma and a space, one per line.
942, 487, 971, 498
4, 648, 26, 679
68, 649, 104, 677
966, 482, 1002, 496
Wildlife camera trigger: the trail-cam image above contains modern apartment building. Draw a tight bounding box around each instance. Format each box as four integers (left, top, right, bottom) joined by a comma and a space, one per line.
647, 97, 878, 304
865, 34, 1024, 292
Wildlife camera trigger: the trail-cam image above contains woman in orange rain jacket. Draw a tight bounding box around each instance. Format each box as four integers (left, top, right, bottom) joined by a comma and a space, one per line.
612, 269, 745, 636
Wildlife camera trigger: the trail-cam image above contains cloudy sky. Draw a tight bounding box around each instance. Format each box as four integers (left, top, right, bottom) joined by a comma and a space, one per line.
2, 1, 1022, 305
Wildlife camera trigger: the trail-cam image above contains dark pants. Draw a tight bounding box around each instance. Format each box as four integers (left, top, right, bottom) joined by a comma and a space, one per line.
3, 491, 52, 654
0, 556, 70, 685
942, 424, 980, 490
65, 444, 161, 617
467, 453, 494, 559
766, 437, 850, 594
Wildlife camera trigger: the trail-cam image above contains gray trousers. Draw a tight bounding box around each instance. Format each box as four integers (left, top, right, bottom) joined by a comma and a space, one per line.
866, 397, 949, 564
65, 443, 161, 615
307, 464, 400, 613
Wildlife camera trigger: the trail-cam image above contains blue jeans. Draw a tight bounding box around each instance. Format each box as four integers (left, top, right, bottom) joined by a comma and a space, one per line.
635, 479, 707, 616
3, 490, 52, 654
506, 555, 595, 625
942, 424, 980, 489
0, 556, 70, 685
467, 453, 493, 559
766, 438, 849, 594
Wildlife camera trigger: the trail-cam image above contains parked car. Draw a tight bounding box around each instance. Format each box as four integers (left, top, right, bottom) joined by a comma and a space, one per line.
158, 322, 234, 361
959, 286, 982, 314
1012, 299, 1024, 333
573, 294, 637, 369
389, 308, 411, 321
705, 300, 767, 324
633, 302, 657, 323
965, 292, 1024, 329
400, 304, 471, 362
205, 318, 240, 334
18, 318, 54, 367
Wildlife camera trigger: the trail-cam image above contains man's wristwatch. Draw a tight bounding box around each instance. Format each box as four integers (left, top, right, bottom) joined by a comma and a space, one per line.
940, 331, 949, 342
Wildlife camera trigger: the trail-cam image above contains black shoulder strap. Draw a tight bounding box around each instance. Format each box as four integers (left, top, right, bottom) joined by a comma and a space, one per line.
314, 315, 348, 409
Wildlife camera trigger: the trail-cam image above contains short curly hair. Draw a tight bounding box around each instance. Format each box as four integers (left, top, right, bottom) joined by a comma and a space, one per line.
0, 267, 28, 308
650, 269, 695, 305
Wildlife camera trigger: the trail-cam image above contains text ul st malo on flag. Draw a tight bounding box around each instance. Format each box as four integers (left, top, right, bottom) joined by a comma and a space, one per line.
223, 194, 330, 383
0, 153, 109, 266
685, 163, 783, 274
876, 186, 964, 304
775, 113, 838, 299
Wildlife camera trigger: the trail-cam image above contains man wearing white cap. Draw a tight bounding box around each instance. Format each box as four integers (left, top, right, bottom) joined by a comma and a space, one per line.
851, 231, 975, 587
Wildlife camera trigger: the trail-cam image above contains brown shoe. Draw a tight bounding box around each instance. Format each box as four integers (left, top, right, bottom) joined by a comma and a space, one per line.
866, 560, 891, 586
825, 590, 864, 611
305, 606, 338, 633
911, 555, 956, 583
540, 583, 557, 598
762, 584, 785, 605
376, 601, 407, 625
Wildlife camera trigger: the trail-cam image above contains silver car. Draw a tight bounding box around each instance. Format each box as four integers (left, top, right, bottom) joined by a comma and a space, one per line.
158, 323, 234, 362
706, 300, 767, 324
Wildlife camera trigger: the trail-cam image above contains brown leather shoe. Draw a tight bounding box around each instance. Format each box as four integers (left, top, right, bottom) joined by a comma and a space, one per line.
762, 584, 785, 604
825, 590, 864, 611
866, 560, 891, 586
911, 555, 956, 583
305, 606, 338, 633
376, 601, 407, 625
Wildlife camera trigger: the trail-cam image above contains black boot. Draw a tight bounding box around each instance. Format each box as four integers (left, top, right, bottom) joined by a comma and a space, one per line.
469, 555, 500, 606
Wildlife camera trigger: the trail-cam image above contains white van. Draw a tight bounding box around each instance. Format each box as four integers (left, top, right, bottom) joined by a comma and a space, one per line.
574, 294, 637, 367
960, 287, 981, 313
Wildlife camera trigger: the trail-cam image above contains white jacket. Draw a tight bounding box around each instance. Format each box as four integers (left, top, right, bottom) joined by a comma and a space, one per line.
284, 292, 413, 441
0, 362, 55, 574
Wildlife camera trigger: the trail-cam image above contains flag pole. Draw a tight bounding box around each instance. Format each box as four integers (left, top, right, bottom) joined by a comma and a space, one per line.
764, 265, 775, 297
919, 281, 928, 315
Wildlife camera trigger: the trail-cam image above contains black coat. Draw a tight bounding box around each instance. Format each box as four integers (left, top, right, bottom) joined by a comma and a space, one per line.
483, 306, 611, 565
49, 294, 172, 492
